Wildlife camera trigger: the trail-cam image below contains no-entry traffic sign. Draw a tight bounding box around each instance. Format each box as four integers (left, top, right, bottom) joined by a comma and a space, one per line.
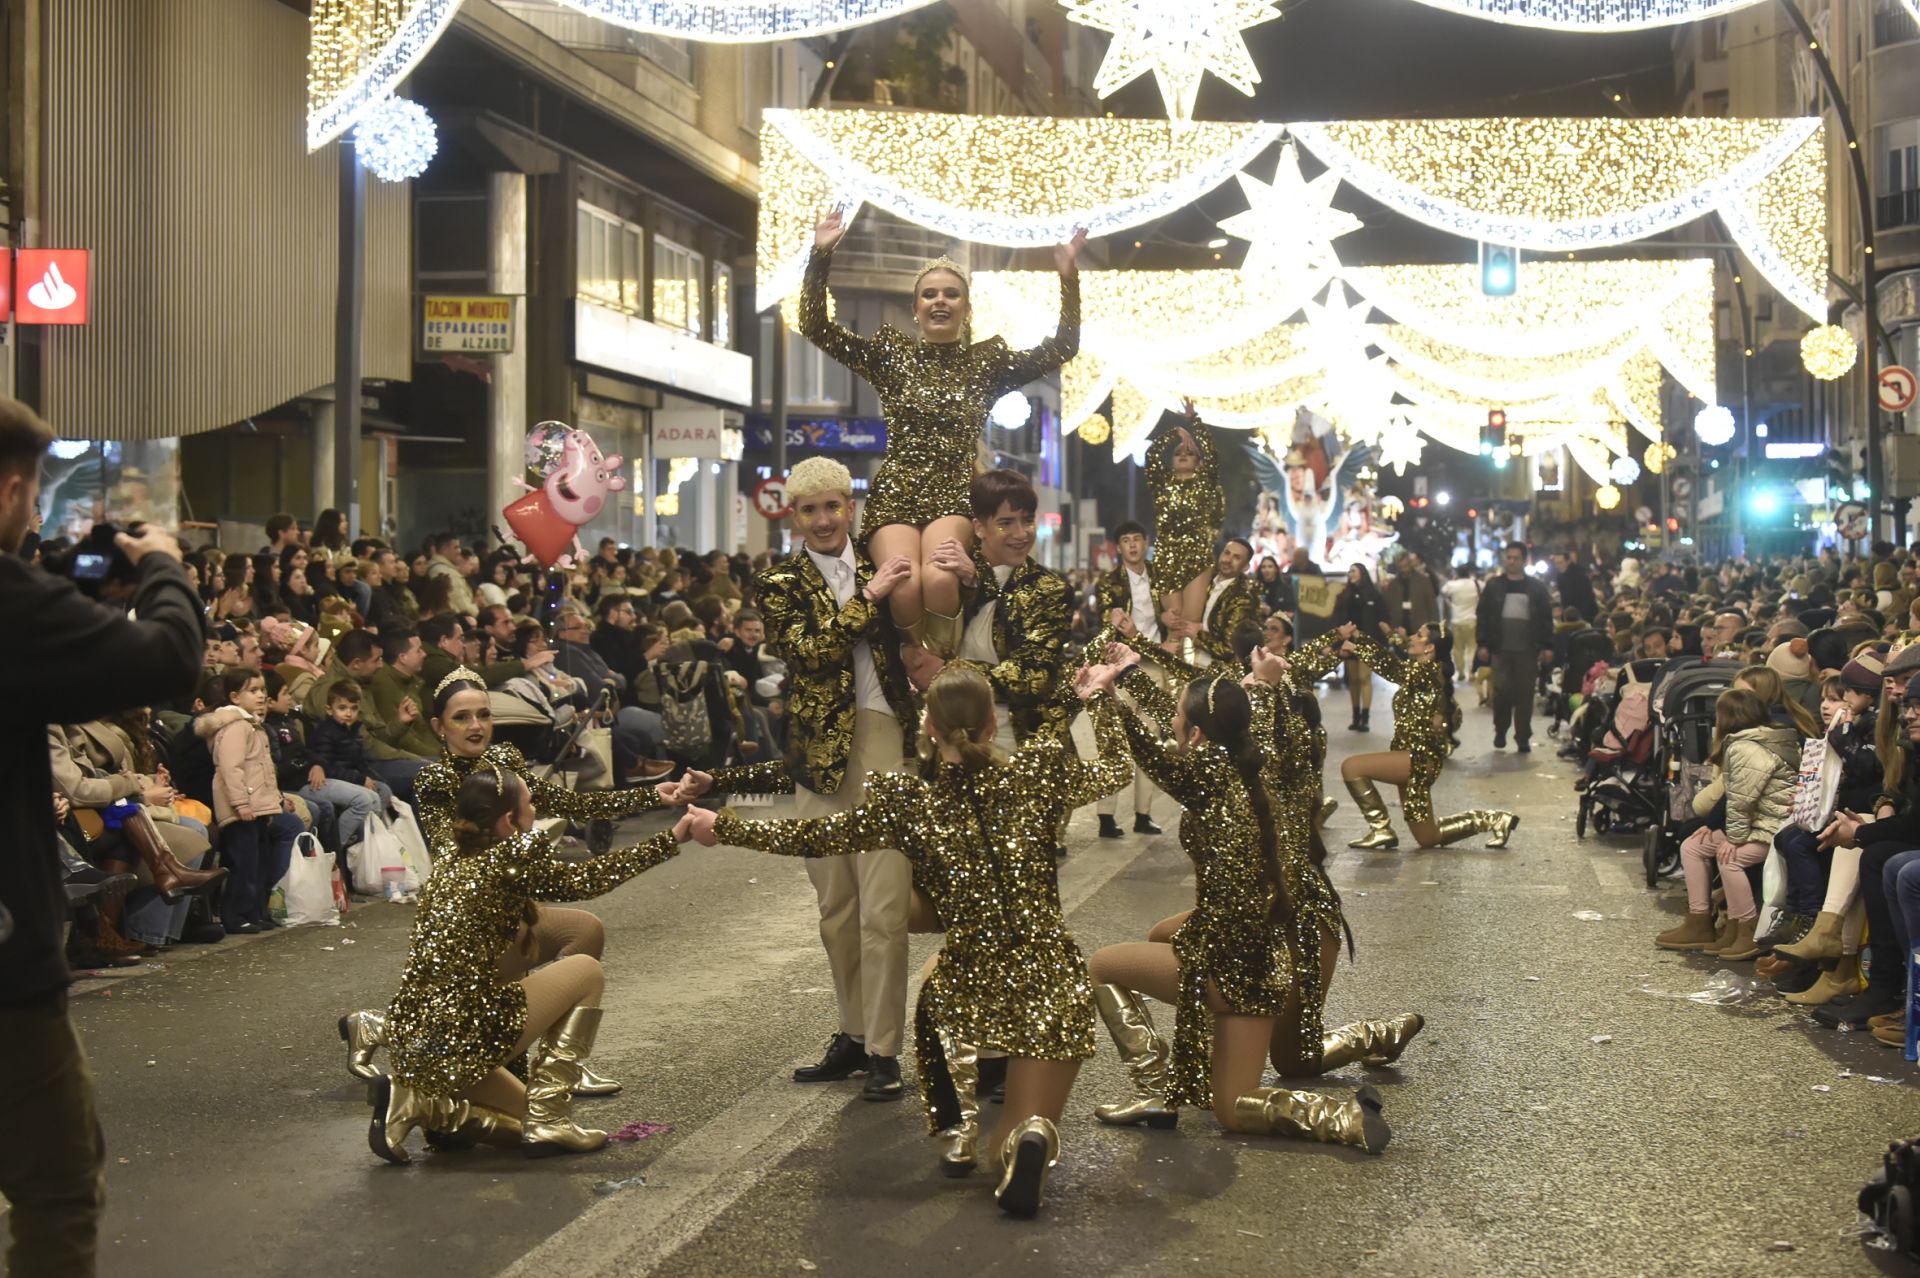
1880, 365, 1917, 414
753, 476, 792, 520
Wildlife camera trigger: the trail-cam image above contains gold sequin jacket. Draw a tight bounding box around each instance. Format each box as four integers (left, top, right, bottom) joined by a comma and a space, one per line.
415, 743, 662, 861
799, 245, 1079, 538
384, 828, 679, 1096
1144, 420, 1225, 599
1197, 576, 1257, 662
955, 550, 1073, 743
752, 549, 916, 796
713, 693, 1131, 1131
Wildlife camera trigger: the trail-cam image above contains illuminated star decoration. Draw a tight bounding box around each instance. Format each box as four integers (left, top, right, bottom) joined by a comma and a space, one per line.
1215, 143, 1364, 277
1299, 284, 1395, 444
1376, 429, 1426, 476
1063, 0, 1285, 124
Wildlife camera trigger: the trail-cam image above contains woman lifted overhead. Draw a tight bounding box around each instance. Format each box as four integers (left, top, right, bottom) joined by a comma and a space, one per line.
798, 207, 1084, 681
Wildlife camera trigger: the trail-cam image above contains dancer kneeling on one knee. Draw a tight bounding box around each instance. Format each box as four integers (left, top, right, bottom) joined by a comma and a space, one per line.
680, 658, 1138, 1217
1336, 623, 1517, 851
1084, 673, 1412, 1154
367, 766, 683, 1164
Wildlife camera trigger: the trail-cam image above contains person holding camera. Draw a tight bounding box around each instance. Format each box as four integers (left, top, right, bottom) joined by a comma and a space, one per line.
0, 398, 204, 1276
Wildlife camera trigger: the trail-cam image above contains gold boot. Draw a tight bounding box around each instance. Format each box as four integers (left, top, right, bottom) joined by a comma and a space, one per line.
1090, 984, 1179, 1129
1783, 953, 1865, 1006
339, 1010, 385, 1083
1318, 795, 1339, 824
426, 1104, 525, 1151
994, 1116, 1061, 1218
1232, 1083, 1390, 1154
1344, 779, 1400, 850
522, 1007, 610, 1157
921, 608, 964, 660
367, 1076, 470, 1165
1320, 1013, 1425, 1070
1430, 810, 1519, 849
934, 1029, 980, 1178
573, 1060, 622, 1097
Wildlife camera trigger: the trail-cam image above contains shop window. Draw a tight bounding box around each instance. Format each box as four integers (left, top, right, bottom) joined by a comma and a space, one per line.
575, 202, 644, 315
712, 264, 733, 348
653, 236, 705, 337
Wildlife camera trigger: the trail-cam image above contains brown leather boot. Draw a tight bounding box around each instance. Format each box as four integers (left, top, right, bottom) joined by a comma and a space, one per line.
124, 811, 228, 901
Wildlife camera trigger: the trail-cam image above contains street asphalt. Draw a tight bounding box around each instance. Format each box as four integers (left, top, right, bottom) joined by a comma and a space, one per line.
48, 678, 1919, 1278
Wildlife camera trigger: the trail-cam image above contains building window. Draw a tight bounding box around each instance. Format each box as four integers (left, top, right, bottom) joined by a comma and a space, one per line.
1702, 18, 1728, 60
1876, 118, 1920, 231
712, 265, 733, 348
1701, 89, 1729, 117
652, 236, 705, 337
1874, 0, 1919, 47
575, 202, 643, 315
757, 315, 851, 409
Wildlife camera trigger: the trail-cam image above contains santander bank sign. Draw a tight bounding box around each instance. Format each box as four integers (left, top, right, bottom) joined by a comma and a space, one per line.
4, 249, 91, 325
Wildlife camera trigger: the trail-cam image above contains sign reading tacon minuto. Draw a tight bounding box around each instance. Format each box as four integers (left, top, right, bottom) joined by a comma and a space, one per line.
422, 295, 515, 353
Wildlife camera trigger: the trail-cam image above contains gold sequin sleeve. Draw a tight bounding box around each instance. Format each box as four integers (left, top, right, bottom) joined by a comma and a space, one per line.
506, 829, 682, 900
1055, 692, 1134, 809
1348, 631, 1453, 762
413, 757, 461, 859
799, 246, 894, 390
1119, 663, 1183, 729
988, 269, 1081, 390
707, 760, 796, 798
1347, 630, 1412, 686
1112, 694, 1218, 811
527, 770, 662, 822
712, 770, 918, 861
1288, 632, 1345, 683
758, 568, 882, 678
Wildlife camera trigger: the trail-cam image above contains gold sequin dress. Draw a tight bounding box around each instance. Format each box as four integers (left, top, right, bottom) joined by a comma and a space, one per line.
1349, 632, 1455, 824
799, 245, 1080, 543
383, 828, 680, 1096
1110, 698, 1300, 1108
1143, 419, 1225, 599
414, 743, 661, 859
712, 693, 1132, 1132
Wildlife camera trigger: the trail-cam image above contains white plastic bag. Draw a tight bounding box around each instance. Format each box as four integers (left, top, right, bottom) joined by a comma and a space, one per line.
387, 798, 433, 891
349, 813, 408, 897
279, 831, 340, 927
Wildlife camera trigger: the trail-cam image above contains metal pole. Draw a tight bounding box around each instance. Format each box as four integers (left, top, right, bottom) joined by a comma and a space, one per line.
334, 142, 365, 536
771, 310, 789, 556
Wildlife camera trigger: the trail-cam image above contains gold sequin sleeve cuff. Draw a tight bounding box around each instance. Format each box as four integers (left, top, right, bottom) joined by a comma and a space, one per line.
509, 830, 680, 901
1288, 632, 1345, 683
708, 761, 795, 798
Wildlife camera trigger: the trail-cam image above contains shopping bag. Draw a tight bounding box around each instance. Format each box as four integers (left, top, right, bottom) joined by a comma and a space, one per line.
349, 813, 408, 898
279, 831, 340, 927
387, 798, 433, 892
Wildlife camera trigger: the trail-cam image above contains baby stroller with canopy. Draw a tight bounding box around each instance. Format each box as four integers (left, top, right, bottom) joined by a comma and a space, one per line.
1575, 659, 1665, 837
1549, 627, 1615, 740
1640, 657, 1744, 887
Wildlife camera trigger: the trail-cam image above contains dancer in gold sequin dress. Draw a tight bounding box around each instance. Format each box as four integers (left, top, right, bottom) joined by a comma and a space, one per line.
1081, 662, 1406, 1153
367, 767, 683, 1164
798, 209, 1084, 668
1143, 400, 1226, 635
680, 660, 1138, 1217
1339, 624, 1518, 850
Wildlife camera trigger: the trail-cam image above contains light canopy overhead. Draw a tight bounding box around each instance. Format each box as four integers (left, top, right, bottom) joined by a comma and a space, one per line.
1401, 0, 1766, 29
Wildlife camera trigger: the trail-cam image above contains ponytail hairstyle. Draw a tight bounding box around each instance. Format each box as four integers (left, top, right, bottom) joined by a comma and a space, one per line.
1419, 623, 1462, 747
450, 766, 528, 853
923, 664, 1002, 772
1182, 677, 1292, 927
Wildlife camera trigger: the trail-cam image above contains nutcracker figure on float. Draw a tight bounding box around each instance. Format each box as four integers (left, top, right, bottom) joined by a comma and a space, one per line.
502, 420, 626, 568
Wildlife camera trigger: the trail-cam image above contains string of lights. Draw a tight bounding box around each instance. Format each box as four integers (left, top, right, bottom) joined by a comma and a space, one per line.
1399, 0, 1765, 30
554, 0, 939, 41
307, 0, 461, 150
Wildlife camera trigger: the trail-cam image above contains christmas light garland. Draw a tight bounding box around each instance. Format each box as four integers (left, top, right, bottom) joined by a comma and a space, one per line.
307, 0, 461, 149
1400, 0, 1765, 30
557, 0, 939, 41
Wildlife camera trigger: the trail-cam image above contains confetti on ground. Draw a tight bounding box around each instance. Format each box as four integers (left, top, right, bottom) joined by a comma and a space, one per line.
1589, 1035, 1613, 1045
1811, 1085, 1831, 1093
591, 1175, 648, 1195
607, 1120, 673, 1142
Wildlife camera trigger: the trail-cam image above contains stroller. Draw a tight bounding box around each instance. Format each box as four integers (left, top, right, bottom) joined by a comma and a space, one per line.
1575, 659, 1665, 838
1548, 627, 1614, 739
1639, 658, 1745, 887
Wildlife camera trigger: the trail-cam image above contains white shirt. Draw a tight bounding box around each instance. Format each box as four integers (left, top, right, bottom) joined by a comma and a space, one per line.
1125, 565, 1161, 642
1202, 574, 1237, 629
960, 563, 1014, 664
806, 542, 893, 717
1440, 577, 1481, 627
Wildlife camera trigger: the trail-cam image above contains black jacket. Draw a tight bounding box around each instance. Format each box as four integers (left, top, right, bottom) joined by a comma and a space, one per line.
2, 553, 202, 1005
1556, 564, 1598, 623
590, 623, 651, 704
306, 716, 372, 786
1828, 709, 1882, 815
263, 711, 314, 791
1336, 581, 1390, 636
1475, 573, 1555, 654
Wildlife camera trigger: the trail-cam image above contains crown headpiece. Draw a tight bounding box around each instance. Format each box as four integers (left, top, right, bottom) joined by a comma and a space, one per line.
914, 255, 969, 292
434, 665, 486, 698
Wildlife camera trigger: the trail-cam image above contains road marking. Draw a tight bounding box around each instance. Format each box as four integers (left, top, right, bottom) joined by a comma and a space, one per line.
495, 821, 1160, 1278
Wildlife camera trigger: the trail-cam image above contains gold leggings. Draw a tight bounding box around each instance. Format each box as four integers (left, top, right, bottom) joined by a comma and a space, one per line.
495, 905, 604, 979
458, 906, 609, 1117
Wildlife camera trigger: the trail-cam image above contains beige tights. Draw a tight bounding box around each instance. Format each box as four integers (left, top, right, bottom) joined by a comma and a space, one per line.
459, 954, 605, 1118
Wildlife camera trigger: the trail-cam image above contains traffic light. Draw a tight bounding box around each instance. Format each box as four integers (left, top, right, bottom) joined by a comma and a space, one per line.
1479, 242, 1520, 297
1481, 409, 1507, 457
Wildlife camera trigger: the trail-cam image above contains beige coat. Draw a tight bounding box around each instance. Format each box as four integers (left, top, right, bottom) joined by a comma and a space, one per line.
202, 708, 279, 828
1717, 724, 1800, 846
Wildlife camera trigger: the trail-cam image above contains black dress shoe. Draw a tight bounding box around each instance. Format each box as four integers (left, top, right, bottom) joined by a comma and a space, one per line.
793, 1032, 867, 1083
183, 921, 226, 944
861, 1054, 904, 1101
1098, 815, 1125, 840
1516, 739, 1531, 754
1133, 814, 1163, 836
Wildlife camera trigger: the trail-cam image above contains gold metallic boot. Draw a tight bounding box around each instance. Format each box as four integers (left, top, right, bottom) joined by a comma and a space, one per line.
994, 1116, 1061, 1217
934, 1030, 980, 1177
573, 1060, 622, 1097
426, 1104, 526, 1151
522, 1007, 610, 1157
921, 608, 964, 660
1430, 810, 1519, 849
1319, 795, 1339, 824
1345, 779, 1400, 850
1231, 1082, 1390, 1154
1320, 1013, 1425, 1070
367, 1076, 470, 1165
338, 1010, 385, 1084
1091, 984, 1179, 1129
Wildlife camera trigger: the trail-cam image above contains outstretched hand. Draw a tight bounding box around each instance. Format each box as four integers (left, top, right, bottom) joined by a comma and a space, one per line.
657, 770, 714, 805
815, 207, 851, 252
674, 808, 719, 847
1055, 227, 1088, 274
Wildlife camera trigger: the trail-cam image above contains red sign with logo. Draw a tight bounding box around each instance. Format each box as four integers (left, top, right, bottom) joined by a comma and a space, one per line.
15, 249, 89, 324
0, 252, 11, 321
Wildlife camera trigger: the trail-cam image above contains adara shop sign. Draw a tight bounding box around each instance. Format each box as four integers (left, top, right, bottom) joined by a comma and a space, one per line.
1, 249, 91, 325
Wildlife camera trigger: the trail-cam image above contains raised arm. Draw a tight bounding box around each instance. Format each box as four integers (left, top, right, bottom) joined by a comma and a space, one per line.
1119, 663, 1182, 728
1346, 629, 1412, 686
995, 267, 1082, 390
505, 830, 681, 900
1051, 691, 1134, 809
1288, 631, 1345, 684
1112, 693, 1213, 808
712, 771, 915, 859
797, 240, 882, 384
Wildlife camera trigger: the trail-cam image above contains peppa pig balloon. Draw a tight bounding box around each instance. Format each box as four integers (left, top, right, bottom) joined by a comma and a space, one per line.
501, 425, 628, 568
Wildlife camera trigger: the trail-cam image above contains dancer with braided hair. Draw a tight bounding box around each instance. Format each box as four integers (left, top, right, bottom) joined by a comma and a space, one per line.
1340, 624, 1519, 850
1083, 675, 1395, 1154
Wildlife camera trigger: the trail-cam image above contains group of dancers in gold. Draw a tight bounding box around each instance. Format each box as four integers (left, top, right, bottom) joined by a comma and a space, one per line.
339, 210, 1520, 1218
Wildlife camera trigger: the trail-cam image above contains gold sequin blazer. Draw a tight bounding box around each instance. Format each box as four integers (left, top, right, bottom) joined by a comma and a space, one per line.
384, 828, 679, 1096
956, 550, 1073, 743
753, 549, 916, 796
799, 245, 1079, 539
1197, 575, 1257, 662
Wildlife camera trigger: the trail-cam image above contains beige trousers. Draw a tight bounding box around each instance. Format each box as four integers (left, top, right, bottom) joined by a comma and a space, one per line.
797, 708, 910, 1058
1082, 664, 1164, 817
